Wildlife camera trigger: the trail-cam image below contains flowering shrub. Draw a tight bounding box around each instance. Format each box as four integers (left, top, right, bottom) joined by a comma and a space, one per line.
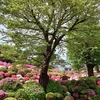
63, 96, 74, 100
17, 69, 26, 77
0, 90, 7, 100
0, 74, 4, 80
16, 81, 45, 100
87, 89, 95, 96
0, 77, 22, 92
0, 61, 100, 100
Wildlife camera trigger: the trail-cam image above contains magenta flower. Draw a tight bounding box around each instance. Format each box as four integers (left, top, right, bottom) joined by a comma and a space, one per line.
0, 72, 5, 75
4, 72, 10, 77
97, 80, 100, 86
0, 90, 6, 99
72, 92, 79, 98
24, 76, 30, 81
11, 75, 17, 79
33, 79, 39, 83
87, 89, 95, 96
24, 64, 36, 69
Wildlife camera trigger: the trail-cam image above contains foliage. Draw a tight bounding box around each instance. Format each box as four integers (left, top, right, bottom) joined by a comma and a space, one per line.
7, 71, 16, 76
0, 67, 7, 72
6, 92, 16, 97
54, 92, 63, 100
4, 97, 17, 100
46, 92, 56, 100
0, 0, 99, 67
93, 86, 100, 95
16, 81, 45, 100
46, 80, 63, 94
0, 44, 19, 63
66, 20, 100, 74
0, 77, 22, 92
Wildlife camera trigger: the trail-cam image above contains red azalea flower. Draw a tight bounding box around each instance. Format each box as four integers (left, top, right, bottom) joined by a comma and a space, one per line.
24, 76, 30, 81
97, 80, 100, 86
4, 73, 10, 77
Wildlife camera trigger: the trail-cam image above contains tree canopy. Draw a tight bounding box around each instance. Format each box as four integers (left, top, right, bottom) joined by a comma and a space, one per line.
66, 20, 100, 76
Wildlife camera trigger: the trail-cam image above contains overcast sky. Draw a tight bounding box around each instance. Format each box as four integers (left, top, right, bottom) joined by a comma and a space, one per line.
0, 25, 5, 44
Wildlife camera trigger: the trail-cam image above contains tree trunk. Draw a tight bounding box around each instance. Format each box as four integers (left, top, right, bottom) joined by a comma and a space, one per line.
39, 33, 65, 92
39, 47, 52, 92
86, 64, 94, 77
39, 65, 49, 92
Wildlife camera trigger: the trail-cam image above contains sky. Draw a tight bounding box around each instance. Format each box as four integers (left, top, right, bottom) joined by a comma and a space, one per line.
0, 25, 6, 44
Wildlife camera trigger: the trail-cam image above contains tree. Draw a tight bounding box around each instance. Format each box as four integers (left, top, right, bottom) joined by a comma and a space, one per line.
0, 0, 100, 91
66, 20, 100, 77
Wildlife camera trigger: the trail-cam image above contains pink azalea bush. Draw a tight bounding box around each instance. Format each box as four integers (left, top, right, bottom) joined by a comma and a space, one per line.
0, 90, 7, 99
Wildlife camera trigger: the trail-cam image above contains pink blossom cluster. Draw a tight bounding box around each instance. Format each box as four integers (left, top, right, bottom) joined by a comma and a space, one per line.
0, 61, 12, 68
97, 80, 100, 86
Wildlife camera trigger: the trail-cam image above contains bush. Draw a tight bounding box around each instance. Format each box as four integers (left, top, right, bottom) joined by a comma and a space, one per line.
54, 92, 63, 100
7, 71, 16, 76
16, 81, 45, 100
24, 69, 31, 73
94, 85, 100, 95
0, 74, 4, 80
4, 97, 17, 100
6, 92, 16, 97
0, 90, 7, 100
46, 80, 63, 94
0, 67, 7, 72
63, 96, 74, 100
46, 92, 56, 100
8, 66, 18, 73
0, 77, 22, 92
17, 69, 26, 77
91, 95, 100, 100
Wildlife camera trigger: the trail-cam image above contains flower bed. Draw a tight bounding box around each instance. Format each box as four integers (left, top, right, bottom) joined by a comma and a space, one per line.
0, 61, 100, 100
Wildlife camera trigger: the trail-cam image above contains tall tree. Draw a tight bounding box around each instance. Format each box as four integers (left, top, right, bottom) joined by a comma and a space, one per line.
66, 20, 100, 77
0, 0, 100, 91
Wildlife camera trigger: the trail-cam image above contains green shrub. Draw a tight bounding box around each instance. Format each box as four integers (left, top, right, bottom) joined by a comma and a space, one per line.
7, 71, 16, 76
16, 81, 45, 100
4, 97, 17, 100
0, 77, 22, 92
0, 67, 7, 72
6, 92, 16, 97
46, 92, 56, 100
91, 95, 100, 100
46, 80, 63, 94
64, 79, 76, 90
8, 66, 18, 73
24, 69, 31, 73
54, 92, 63, 100
94, 85, 100, 95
